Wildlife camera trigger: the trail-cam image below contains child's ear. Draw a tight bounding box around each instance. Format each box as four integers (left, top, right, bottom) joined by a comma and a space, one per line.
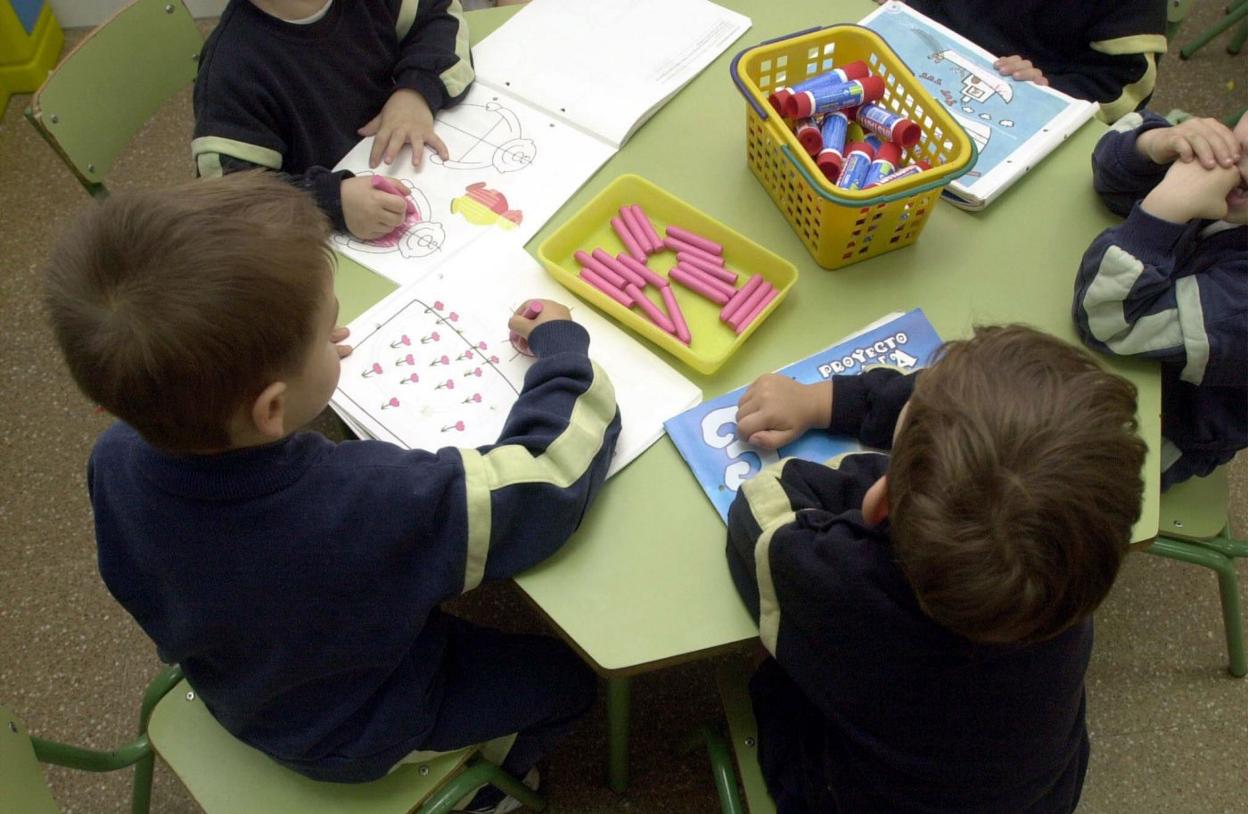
862, 475, 890, 526
250, 381, 288, 440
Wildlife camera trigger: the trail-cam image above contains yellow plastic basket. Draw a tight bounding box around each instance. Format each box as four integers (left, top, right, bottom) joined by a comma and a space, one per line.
731, 24, 977, 270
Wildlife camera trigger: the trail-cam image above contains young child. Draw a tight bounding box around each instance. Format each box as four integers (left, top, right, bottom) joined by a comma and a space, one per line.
193, 0, 473, 240
726, 325, 1146, 813
1074, 111, 1247, 490
42, 173, 620, 813
888, 0, 1166, 123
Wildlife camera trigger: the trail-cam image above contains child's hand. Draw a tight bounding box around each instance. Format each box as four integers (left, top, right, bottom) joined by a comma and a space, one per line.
341, 176, 409, 239
735, 375, 832, 450
1136, 117, 1241, 170
508, 299, 572, 341
358, 89, 450, 169
1142, 158, 1242, 223
332, 326, 353, 359
993, 55, 1049, 86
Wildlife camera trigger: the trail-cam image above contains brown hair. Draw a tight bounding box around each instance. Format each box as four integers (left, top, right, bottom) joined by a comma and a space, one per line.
43, 172, 333, 452
888, 325, 1146, 645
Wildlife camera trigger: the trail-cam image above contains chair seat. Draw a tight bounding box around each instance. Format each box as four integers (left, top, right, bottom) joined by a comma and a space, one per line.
147, 681, 474, 814
1, 706, 62, 814
1158, 469, 1229, 541
716, 662, 776, 814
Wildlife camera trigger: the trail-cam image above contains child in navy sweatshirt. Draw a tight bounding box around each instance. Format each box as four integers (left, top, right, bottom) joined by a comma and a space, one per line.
42, 172, 620, 812
726, 326, 1146, 813
1074, 111, 1247, 489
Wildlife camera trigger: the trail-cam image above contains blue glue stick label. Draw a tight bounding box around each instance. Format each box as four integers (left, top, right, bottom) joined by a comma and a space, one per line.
792, 67, 851, 95
863, 157, 899, 188
820, 112, 849, 154
808, 80, 866, 115
836, 149, 873, 190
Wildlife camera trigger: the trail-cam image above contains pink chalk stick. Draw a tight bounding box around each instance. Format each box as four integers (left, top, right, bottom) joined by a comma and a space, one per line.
625, 283, 677, 334
734, 286, 780, 334
720, 274, 765, 322
669, 266, 731, 305
509, 300, 546, 356
630, 205, 664, 254
581, 269, 633, 308
574, 250, 627, 288
728, 281, 774, 331
678, 262, 736, 299
660, 284, 691, 345
678, 253, 737, 284
619, 206, 655, 254
664, 237, 721, 266
617, 253, 669, 288
666, 226, 723, 255
612, 217, 647, 263
592, 248, 645, 289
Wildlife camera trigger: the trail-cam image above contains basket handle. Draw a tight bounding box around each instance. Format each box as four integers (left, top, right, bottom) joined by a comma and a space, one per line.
729, 26, 823, 119
780, 143, 959, 205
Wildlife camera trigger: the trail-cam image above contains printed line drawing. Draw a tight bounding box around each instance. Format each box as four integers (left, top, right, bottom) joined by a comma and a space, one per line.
430, 101, 538, 173
332, 175, 446, 259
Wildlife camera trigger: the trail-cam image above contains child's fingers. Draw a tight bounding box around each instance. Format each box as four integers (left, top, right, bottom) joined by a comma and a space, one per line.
331, 325, 351, 343
1189, 134, 1218, 169
1172, 136, 1194, 163
747, 429, 790, 451
335, 343, 354, 359
358, 114, 381, 137
427, 132, 450, 161
368, 130, 389, 168
383, 130, 408, 166
376, 191, 408, 217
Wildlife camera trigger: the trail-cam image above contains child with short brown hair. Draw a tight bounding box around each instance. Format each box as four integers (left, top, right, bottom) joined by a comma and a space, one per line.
727, 324, 1146, 813
43, 172, 619, 813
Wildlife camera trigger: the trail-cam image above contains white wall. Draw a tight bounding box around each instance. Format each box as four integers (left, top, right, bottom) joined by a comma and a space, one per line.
49, 0, 227, 28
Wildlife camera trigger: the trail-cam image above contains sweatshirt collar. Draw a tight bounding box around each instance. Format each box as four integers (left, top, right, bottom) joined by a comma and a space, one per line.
132, 430, 327, 501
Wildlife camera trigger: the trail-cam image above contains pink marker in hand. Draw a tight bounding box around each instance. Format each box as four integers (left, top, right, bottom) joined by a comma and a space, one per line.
509, 300, 544, 357
370, 175, 416, 216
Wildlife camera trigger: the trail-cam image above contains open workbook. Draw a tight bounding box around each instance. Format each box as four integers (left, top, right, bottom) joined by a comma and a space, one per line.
332, 0, 751, 285
859, 2, 1097, 210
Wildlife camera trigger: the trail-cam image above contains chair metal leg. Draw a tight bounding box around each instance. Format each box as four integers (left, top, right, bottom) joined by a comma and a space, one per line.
1228, 16, 1248, 53
1147, 538, 1246, 677
691, 723, 746, 814
606, 675, 630, 793
1181, 2, 1248, 58
414, 758, 547, 814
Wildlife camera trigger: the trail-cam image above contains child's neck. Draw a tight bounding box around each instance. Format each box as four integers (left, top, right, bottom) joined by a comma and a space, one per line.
250, 0, 331, 23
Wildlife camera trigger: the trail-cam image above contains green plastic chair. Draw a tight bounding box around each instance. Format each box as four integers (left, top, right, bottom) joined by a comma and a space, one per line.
24, 0, 204, 199
693, 658, 776, 814
1167, 0, 1193, 42
5, 665, 546, 813
1145, 467, 1248, 677
1180, 0, 1248, 59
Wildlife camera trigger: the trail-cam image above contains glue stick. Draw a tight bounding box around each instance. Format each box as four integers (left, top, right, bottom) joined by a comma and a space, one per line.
769, 60, 870, 115
855, 103, 921, 147
787, 76, 884, 119
835, 142, 876, 190
816, 109, 852, 181
871, 160, 932, 187
863, 142, 902, 189
795, 117, 824, 156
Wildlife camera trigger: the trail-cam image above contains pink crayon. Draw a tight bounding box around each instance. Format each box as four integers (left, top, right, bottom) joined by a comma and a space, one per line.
509, 299, 545, 356
664, 237, 721, 266
593, 248, 646, 289
370, 175, 416, 216
574, 250, 627, 288
580, 268, 634, 308
669, 265, 730, 304
660, 284, 691, 345
617, 253, 669, 288
630, 205, 664, 255
733, 286, 780, 334
720, 274, 765, 322
667, 226, 723, 256
677, 262, 736, 298
619, 206, 655, 254
678, 253, 737, 284
611, 216, 647, 263
728, 280, 774, 331
624, 284, 677, 334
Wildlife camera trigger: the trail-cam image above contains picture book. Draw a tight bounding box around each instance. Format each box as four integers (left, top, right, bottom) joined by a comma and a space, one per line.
663, 309, 942, 521
333, 0, 751, 285
331, 238, 702, 478
859, 2, 1097, 210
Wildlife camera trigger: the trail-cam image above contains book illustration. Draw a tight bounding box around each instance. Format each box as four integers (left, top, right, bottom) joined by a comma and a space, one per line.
451, 182, 523, 230
664, 310, 942, 522
429, 101, 537, 173
332, 175, 446, 259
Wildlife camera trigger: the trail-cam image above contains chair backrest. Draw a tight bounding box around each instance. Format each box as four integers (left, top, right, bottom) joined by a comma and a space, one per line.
26, 0, 202, 196
147, 680, 475, 813
0, 706, 62, 814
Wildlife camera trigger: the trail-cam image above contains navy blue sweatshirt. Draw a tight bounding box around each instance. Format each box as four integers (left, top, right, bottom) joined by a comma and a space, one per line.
192, 0, 473, 229
727, 368, 1091, 813
88, 322, 618, 782
1074, 112, 1247, 489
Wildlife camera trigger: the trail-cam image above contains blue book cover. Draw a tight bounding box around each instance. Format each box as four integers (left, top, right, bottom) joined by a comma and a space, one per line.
664, 309, 943, 522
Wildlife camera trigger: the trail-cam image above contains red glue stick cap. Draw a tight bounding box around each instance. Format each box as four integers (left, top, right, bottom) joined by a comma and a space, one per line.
876, 142, 902, 166
858, 76, 885, 103
893, 119, 921, 147
846, 141, 875, 159
796, 123, 824, 155
840, 60, 870, 81
817, 150, 843, 181
768, 88, 792, 114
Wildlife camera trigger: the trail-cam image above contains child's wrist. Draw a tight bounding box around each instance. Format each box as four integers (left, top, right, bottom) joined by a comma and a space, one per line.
806, 381, 833, 431
1141, 182, 1195, 224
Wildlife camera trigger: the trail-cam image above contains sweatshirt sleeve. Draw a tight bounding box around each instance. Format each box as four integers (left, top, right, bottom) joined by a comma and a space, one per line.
1090, 111, 1173, 216
827, 367, 919, 450
1049, 2, 1166, 123
1073, 204, 1245, 387
455, 320, 620, 590
392, 0, 474, 114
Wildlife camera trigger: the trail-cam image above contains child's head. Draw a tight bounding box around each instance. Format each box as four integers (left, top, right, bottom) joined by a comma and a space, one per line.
884, 325, 1146, 645
43, 172, 339, 453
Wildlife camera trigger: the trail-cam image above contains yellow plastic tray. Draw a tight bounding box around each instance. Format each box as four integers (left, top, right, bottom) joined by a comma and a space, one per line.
537, 174, 798, 375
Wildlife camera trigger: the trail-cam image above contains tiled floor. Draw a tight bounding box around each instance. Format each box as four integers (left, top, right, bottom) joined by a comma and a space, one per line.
1, 5, 1245, 812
